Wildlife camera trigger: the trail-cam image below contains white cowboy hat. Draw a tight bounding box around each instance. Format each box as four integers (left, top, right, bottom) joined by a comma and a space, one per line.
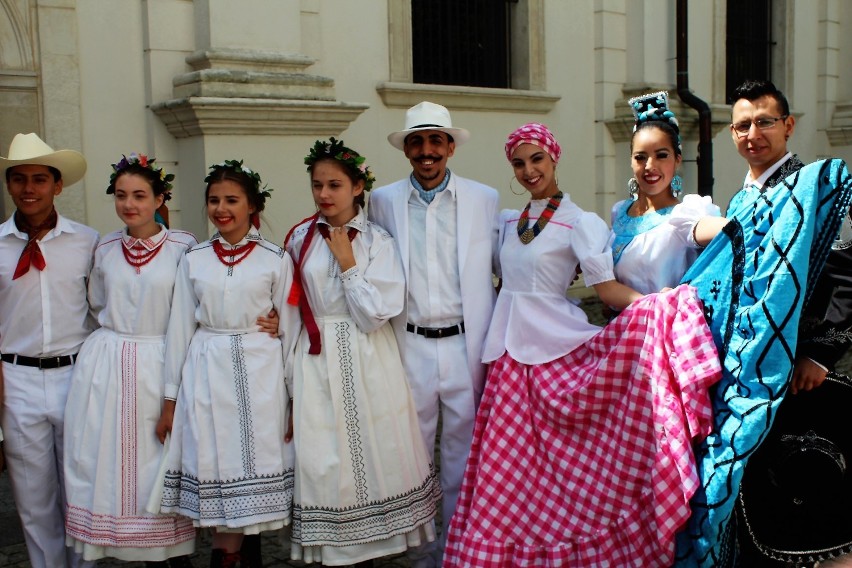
0, 133, 87, 186
387, 101, 471, 150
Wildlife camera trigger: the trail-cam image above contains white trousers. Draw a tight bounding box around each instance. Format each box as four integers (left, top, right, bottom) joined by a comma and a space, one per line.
1, 362, 92, 568
403, 333, 477, 568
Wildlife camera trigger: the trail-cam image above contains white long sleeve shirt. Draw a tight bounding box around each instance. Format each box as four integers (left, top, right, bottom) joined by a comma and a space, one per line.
0, 213, 98, 357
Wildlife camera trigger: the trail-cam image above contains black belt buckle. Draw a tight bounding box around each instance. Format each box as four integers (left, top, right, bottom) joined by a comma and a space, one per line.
406, 322, 465, 339
40, 356, 63, 370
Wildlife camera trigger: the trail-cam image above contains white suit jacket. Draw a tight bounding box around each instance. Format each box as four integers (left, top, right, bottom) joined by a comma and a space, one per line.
368, 173, 500, 398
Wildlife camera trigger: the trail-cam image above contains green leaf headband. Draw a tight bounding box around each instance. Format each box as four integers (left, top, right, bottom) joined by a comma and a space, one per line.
304, 137, 376, 192
205, 159, 273, 201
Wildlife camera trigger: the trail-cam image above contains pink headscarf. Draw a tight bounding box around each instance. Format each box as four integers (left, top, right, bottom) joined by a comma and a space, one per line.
504, 123, 562, 164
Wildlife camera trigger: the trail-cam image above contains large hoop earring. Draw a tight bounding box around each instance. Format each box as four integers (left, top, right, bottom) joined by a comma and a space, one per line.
670, 174, 683, 198
627, 177, 639, 199
509, 176, 525, 196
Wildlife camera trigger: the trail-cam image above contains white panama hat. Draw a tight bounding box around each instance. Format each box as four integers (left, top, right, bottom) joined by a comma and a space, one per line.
0, 133, 87, 186
387, 101, 471, 150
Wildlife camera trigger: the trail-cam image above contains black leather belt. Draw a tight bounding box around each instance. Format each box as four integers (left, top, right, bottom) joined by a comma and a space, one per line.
1, 353, 77, 369
406, 321, 465, 339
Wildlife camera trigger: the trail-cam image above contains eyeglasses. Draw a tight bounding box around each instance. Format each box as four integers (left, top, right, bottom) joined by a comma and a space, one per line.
730, 116, 789, 137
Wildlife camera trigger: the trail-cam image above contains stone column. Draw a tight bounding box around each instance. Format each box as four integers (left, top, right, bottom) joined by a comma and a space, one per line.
151, 0, 368, 239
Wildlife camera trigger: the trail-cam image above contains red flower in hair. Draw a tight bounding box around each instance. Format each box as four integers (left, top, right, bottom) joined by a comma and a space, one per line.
108, 153, 174, 198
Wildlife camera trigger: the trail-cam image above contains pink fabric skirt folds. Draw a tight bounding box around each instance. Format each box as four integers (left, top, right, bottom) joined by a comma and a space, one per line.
444, 285, 721, 567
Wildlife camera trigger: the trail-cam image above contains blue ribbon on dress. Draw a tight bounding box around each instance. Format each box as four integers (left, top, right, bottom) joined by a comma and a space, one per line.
610, 201, 676, 265
674, 159, 852, 567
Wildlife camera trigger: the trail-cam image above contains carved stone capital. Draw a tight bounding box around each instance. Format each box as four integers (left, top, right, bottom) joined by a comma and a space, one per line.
151, 97, 368, 138
153, 48, 368, 138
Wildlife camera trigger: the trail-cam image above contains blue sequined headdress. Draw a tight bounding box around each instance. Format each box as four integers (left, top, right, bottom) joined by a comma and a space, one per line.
629, 91, 682, 153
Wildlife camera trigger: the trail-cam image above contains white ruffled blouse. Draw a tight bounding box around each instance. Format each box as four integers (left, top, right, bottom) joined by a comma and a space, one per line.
609, 194, 721, 295
482, 195, 615, 365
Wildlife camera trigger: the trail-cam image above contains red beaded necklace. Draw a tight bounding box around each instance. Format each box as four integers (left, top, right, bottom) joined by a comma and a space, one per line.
212, 239, 257, 267
517, 191, 563, 244
122, 236, 166, 274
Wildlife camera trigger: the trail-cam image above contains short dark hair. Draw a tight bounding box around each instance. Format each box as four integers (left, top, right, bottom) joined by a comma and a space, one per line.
732, 80, 790, 116
5, 165, 61, 183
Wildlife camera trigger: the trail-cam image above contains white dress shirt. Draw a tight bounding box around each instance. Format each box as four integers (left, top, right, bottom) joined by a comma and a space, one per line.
743, 151, 794, 190
0, 213, 98, 357
285, 207, 405, 334
406, 183, 464, 327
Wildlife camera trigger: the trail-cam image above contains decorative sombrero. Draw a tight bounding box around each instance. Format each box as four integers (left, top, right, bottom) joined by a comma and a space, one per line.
739, 372, 852, 563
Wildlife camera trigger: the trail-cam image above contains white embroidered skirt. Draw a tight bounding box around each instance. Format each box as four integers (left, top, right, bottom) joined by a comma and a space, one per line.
64, 327, 196, 561
290, 318, 440, 566
160, 328, 295, 533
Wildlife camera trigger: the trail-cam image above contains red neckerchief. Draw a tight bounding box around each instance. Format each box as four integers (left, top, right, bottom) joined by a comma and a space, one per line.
287, 214, 322, 354
13, 208, 58, 280
317, 223, 358, 242
286, 215, 358, 355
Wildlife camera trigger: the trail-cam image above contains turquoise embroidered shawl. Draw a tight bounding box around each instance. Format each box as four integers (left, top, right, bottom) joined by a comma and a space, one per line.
675, 159, 852, 566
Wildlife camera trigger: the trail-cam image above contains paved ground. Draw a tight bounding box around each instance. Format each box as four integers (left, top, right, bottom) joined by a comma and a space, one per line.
0, 467, 415, 568
0, 297, 850, 566
0, 524, 411, 567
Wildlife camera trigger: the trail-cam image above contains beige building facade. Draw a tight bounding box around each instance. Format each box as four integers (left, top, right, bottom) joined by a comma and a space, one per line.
2, 0, 852, 244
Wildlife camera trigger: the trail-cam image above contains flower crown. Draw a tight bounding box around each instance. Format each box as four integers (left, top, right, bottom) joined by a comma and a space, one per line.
304, 137, 376, 192
205, 159, 273, 201
108, 153, 174, 200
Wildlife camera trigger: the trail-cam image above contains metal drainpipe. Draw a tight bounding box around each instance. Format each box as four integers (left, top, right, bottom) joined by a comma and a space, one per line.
676, 0, 714, 197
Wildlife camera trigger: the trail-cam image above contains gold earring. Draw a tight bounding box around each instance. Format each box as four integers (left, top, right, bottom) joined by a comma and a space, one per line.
509, 176, 525, 196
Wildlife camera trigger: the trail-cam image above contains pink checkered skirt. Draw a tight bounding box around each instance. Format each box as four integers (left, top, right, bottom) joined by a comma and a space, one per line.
444, 285, 721, 567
